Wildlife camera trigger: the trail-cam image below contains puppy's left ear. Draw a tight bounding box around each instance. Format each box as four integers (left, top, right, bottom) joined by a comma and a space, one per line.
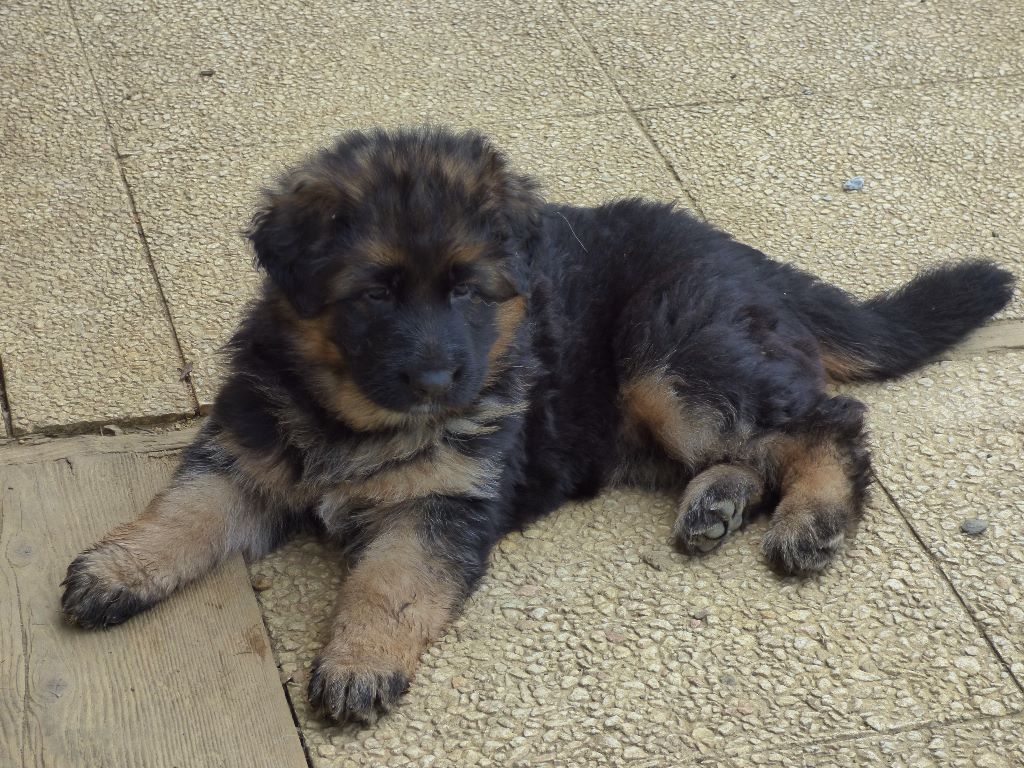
247, 170, 348, 317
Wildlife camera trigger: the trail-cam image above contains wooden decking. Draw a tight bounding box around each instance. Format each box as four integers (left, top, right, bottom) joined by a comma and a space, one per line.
0, 431, 308, 768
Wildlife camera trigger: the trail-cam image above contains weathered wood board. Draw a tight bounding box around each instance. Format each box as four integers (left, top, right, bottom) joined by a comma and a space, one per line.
946, 319, 1024, 359
0, 434, 307, 768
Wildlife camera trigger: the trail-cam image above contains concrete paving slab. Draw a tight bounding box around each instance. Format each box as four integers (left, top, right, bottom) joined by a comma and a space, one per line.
708, 714, 1024, 767
564, 0, 1024, 110
0, 1, 194, 434
74, 0, 621, 154
641, 78, 1024, 318
852, 352, 1024, 684
251, 487, 1021, 766
120, 115, 682, 404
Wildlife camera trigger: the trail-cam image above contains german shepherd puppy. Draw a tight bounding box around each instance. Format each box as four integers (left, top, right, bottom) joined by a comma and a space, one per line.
61, 127, 1014, 722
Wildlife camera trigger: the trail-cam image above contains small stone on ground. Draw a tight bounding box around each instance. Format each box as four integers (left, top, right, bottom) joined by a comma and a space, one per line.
960, 518, 989, 536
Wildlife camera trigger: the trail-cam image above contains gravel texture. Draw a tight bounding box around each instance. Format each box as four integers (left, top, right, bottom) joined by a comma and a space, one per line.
642, 79, 1024, 320
251, 484, 1022, 766
7, 0, 1023, 431
853, 352, 1024, 684
73, 0, 620, 154
0, 0, 193, 434
706, 715, 1024, 767
562, 0, 1024, 110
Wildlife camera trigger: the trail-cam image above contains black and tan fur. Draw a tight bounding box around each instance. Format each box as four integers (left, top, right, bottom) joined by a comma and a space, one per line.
62, 127, 1014, 723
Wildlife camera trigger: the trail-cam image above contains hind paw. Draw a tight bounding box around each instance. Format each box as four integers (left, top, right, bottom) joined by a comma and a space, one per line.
674, 497, 746, 553
762, 503, 847, 575
673, 464, 764, 555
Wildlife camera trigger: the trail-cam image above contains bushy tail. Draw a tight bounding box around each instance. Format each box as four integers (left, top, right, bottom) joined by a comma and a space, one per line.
798, 260, 1015, 382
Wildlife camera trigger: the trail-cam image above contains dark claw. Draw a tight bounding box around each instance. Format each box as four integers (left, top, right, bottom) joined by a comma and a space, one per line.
60, 551, 154, 629
307, 657, 410, 724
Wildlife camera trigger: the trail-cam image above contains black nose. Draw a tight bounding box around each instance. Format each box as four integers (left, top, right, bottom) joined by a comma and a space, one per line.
405, 368, 457, 399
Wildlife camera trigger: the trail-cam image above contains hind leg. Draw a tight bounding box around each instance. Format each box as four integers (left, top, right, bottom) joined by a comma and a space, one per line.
618, 370, 767, 554
619, 363, 869, 573
673, 463, 764, 554
762, 396, 871, 574
613, 282, 867, 571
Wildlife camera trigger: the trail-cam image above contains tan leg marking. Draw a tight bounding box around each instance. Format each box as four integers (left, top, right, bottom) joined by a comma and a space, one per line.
674, 463, 765, 554
680, 463, 765, 511
763, 437, 857, 574
620, 371, 723, 466
61, 474, 265, 628
308, 517, 462, 721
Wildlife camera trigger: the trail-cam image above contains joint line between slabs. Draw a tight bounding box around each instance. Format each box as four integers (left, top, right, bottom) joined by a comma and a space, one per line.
0, 354, 14, 437
64, 0, 200, 415
552, 1, 709, 220
630, 70, 1024, 118
694, 709, 1024, 763
281, 681, 315, 768
872, 468, 1024, 695
249, 565, 315, 768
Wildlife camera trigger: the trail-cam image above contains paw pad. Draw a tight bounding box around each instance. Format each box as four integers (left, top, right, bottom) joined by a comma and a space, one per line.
674, 496, 747, 555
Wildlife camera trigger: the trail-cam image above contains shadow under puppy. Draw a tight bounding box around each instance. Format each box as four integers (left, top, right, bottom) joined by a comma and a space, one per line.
61, 127, 1015, 723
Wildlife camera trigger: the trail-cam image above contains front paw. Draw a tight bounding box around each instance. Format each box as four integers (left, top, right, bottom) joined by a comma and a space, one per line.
307, 653, 410, 724
60, 545, 159, 629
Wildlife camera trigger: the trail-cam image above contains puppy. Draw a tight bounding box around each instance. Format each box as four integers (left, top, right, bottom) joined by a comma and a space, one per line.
61, 127, 1014, 722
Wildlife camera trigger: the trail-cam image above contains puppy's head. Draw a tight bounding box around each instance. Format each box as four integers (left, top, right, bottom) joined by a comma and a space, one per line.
248, 128, 538, 427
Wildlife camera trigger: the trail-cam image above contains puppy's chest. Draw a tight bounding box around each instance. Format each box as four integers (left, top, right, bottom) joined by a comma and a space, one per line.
313, 440, 498, 528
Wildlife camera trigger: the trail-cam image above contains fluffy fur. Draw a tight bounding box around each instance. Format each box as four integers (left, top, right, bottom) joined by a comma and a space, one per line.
61, 127, 1015, 722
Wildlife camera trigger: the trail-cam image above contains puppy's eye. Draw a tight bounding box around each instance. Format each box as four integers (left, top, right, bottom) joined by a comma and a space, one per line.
450, 282, 474, 299
363, 286, 392, 302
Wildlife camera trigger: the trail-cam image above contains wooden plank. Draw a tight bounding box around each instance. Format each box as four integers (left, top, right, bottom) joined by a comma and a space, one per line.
0, 450, 308, 768
944, 319, 1024, 359
0, 428, 198, 467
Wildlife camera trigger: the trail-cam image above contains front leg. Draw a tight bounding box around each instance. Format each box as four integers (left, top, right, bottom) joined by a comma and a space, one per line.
308, 498, 492, 723
60, 428, 290, 629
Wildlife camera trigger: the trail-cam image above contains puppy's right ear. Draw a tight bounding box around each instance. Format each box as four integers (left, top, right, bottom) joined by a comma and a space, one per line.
247, 171, 348, 317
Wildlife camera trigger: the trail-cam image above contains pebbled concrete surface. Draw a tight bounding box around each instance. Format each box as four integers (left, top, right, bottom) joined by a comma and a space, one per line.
251, 485, 1022, 767
707, 714, 1024, 767
563, 0, 1024, 110
853, 352, 1024, 683
5, 0, 1024, 764
120, 115, 682, 404
6, 0, 1023, 429
0, 1, 193, 434
642, 78, 1024, 319
73, 0, 620, 154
